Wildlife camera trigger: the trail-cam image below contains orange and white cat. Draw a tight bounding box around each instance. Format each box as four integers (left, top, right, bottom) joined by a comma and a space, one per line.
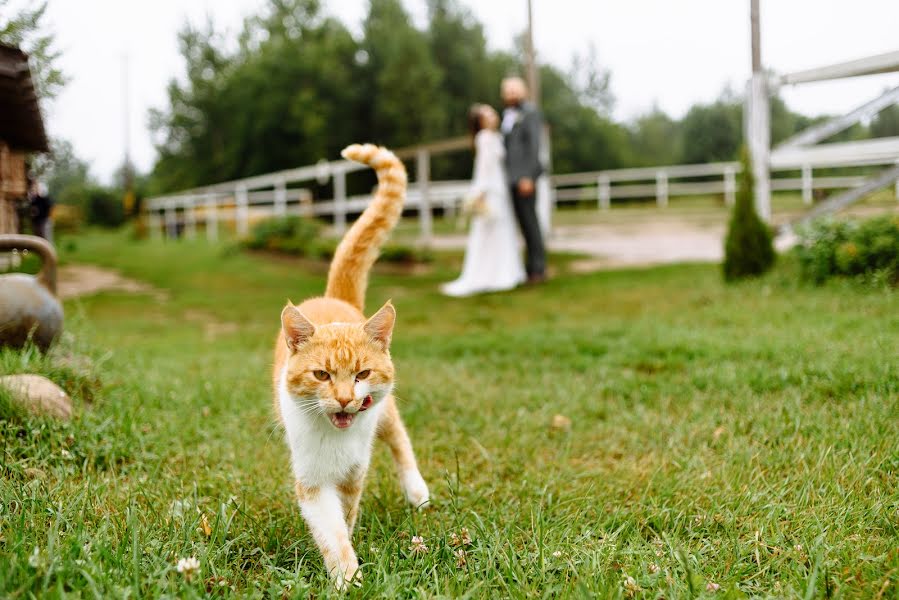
272, 144, 428, 587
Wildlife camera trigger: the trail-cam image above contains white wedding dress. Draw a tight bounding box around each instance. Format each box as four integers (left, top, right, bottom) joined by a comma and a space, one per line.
441, 129, 526, 297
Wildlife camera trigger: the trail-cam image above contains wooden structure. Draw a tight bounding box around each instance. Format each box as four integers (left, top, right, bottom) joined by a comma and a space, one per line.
745, 2, 899, 224
144, 134, 899, 242
0, 44, 49, 234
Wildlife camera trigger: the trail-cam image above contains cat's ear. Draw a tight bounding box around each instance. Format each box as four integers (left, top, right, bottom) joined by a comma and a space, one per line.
281, 304, 315, 352
364, 301, 396, 348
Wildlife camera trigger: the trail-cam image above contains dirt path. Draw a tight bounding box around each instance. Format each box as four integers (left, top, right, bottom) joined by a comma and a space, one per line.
57, 265, 165, 300
430, 216, 798, 271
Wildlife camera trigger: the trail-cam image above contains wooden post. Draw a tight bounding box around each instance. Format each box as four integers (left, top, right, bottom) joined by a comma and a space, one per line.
801, 165, 813, 205
724, 166, 736, 206
655, 170, 669, 208
417, 148, 432, 244
165, 201, 176, 239
184, 196, 197, 239
747, 0, 771, 221
333, 168, 347, 234
205, 193, 218, 241
597, 174, 610, 210
236, 185, 249, 236
525, 0, 540, 107
149, 210, 162, 239
274, 178, 287, 216
537, 124, 553, 236
895, 159, 899, 201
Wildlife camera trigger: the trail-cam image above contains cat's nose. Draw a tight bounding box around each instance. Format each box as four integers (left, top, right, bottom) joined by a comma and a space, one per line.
337, 398, 353, 409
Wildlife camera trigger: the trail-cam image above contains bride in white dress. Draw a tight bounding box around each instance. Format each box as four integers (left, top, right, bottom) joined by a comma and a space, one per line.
441, 104, 526, 297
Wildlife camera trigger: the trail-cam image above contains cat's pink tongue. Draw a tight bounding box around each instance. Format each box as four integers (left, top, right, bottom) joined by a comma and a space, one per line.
329, 412, 354, 429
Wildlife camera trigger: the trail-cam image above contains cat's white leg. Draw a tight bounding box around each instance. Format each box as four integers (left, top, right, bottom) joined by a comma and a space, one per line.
296, 483, 360, 588
377, 397, 430, 508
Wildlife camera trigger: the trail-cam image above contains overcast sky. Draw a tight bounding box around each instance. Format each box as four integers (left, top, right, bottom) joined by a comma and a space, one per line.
36, 0, 899, 182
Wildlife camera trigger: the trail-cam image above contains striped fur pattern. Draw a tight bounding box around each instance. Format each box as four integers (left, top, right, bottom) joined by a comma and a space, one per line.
272, 144, 427, 588
325, 144, 407, 311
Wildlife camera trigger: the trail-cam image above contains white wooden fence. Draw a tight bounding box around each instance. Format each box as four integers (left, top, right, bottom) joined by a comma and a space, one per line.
145, 137, 471, 243
146, 137, 899, 242
553, 155, 899, 210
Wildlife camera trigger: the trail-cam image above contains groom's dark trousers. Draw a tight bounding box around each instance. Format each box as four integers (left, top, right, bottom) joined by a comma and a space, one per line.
504, 100, 546, 278
510, 185, 545, 277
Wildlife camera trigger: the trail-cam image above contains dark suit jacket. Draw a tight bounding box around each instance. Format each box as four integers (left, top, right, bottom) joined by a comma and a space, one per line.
503, 101, 544, 185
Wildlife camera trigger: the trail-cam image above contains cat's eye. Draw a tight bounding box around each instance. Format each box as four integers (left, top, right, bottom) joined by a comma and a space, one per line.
313, 370, 330, 381
355, 370, 371, 381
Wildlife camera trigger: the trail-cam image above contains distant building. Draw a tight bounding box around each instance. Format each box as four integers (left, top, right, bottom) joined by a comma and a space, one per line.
0, 44, 49, 234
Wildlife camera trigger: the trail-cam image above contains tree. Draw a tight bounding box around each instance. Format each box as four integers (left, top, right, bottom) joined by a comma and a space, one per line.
723, 146, 775, 281
361, 0, 445, 147
540, 64, 631, 174
679, 95, 742, 164
150, 0, 362, 191
0, 0, 65, 100
628, 107, 681, 167
31, 138, 90, 199
870, 103, 899, 138
569, 43, 614, 116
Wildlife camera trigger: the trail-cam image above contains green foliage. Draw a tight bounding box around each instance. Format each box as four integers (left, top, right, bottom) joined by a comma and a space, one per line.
147, 0, 633, 191
723, 147, 775, 281
242, 215, 432, 264
627, 107, 681, 167
81, 185, 125, 228
541, 64, 631, 173
0, 0, 66, 100
243, 215, 322, 254
795, 215, 899, 285
679, 96, 742, 164
870, 103, 899, 138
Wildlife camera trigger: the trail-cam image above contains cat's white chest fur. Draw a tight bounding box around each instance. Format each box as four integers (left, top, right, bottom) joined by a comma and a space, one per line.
278, 368, 384, 487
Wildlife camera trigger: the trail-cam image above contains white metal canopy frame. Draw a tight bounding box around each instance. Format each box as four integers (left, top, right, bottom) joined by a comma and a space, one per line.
745, 0, 899, 226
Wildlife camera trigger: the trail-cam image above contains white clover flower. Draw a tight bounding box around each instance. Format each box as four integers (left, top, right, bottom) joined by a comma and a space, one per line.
176, 556, 200, 580
409, 535, 428, 555
454, 548, 467, 568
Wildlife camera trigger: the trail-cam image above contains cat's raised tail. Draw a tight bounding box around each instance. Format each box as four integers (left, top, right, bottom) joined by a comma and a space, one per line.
325, 144, 407, 311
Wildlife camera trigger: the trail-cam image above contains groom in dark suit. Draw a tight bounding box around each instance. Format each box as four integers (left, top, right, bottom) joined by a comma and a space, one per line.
501, 77, 546, 283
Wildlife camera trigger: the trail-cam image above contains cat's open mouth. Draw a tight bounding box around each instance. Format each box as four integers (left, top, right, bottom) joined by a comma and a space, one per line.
329, 412, 355, 429
328, 396, 373, 429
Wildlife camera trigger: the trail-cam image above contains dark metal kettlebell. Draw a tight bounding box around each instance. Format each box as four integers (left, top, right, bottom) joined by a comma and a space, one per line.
0, 234, 63, 351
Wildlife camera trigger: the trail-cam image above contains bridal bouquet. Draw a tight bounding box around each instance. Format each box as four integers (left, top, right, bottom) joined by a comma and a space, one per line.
461, 192, 490, 218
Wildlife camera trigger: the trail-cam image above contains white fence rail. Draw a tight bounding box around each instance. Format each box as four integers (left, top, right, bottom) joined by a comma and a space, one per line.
146, 138, 899, 241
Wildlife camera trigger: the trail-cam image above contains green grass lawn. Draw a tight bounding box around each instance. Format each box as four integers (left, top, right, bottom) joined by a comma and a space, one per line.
1, 230, 897, 598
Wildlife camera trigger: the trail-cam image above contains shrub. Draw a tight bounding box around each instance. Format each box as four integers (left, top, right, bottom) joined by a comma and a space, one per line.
52, 204, 83, 234
241, 216, 432, 264
723, 146, 775, 281
795, 214, 899, 285
244, 216, 321, 253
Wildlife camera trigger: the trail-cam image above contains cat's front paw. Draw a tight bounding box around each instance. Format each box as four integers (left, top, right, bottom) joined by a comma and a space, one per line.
401, 469, 430, 509
331, 562, 362, 591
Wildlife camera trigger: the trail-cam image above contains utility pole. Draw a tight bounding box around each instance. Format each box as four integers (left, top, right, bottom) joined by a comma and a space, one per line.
751, 0, 761, 73
746, 0, 771, 221
525, 0, 540, 106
